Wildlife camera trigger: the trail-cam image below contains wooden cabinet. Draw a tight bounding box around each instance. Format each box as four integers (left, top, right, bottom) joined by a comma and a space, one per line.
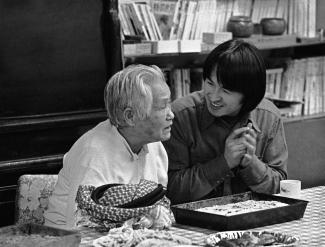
0, 0, 122, 226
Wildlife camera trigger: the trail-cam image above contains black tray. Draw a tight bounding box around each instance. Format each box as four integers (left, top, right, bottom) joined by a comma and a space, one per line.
171, 192, 308, 231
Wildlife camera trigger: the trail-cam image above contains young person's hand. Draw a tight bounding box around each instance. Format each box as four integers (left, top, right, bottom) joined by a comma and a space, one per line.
240, 123, 258, 168
224, 126, 251, 169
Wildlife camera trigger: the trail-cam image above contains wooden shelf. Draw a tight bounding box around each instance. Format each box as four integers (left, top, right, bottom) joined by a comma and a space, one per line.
0, 109, 106, 133
266, 97, 303, 105
283, 112, 325, 123
0, 154, 63, 172
124, 39, 325, 67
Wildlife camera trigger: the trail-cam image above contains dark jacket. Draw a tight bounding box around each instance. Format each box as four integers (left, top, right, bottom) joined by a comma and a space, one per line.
163, 91, 288, 204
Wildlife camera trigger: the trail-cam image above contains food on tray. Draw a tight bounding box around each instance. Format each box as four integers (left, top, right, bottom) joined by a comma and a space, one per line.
196, 200, 288, 216
92, 226, 192, 247
206, 231, 299, 247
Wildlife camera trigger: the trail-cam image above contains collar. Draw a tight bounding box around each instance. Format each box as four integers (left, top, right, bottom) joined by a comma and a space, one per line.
123, 139, 149, 161
239, 111, 261, 133
122, 138, 149, 161
200, 102, 261, 133
111, 121, 149, 161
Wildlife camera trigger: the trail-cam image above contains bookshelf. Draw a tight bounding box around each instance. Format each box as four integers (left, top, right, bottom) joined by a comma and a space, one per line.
121, 0, 325, 190
123, 0, 325, 118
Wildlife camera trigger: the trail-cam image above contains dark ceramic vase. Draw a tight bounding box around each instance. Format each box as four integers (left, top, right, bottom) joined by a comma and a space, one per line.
260, 18, 286, 35
227, 16, 254, 38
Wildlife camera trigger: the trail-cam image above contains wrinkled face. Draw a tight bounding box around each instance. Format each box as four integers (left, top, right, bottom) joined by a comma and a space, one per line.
203, 66, 244, 117
135, 79, 174, 143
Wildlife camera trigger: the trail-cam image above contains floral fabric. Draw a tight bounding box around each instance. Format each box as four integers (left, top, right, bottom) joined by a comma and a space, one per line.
15, 174, 58, 225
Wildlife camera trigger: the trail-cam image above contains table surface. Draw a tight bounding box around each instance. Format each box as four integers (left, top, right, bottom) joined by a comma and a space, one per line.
80, 185, 325, 246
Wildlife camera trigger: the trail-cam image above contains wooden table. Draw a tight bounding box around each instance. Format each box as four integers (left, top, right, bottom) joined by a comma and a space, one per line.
80, 185, 325, 246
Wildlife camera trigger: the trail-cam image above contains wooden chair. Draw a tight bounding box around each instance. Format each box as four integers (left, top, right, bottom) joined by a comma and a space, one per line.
15, 174, 58, 225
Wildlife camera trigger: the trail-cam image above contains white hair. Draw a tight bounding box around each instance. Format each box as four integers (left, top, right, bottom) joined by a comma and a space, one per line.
104, 64, 165, 127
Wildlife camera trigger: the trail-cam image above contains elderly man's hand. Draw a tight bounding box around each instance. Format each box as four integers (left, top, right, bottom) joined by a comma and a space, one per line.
149, 205, 175, 229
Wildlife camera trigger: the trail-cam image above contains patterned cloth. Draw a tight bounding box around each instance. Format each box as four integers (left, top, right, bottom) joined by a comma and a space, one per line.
15, 174, 58, 225
76, 179, 172, 230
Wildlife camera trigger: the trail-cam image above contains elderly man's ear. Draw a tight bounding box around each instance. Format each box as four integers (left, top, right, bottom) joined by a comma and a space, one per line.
123, 107, 136, 127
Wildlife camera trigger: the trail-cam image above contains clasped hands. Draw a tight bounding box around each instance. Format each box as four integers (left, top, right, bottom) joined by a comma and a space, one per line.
224, 123, 257, 169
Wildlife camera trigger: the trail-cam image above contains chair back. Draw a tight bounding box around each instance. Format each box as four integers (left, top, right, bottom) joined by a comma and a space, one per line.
15, 174, 58, 225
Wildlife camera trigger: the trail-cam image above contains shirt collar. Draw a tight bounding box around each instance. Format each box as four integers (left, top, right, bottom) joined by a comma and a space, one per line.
111, 121, 149, 161
235, 111, 261, 133
200, 102, 261, 133
247, 111, 261, 133
128, 144, 149, 161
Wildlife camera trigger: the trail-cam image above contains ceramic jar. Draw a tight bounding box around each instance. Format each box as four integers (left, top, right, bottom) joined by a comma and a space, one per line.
260, 18, 286, 35
227, 16, 254, 38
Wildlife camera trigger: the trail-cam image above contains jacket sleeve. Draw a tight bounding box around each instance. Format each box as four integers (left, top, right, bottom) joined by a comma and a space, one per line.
238, 117, 288, 194
163, 114, 233, 205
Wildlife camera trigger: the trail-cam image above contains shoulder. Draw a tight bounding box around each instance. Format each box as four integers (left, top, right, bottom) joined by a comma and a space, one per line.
254, 98, 282, 119
69, 119, 116, 153
171, 90, 205, 115
250, 98, 284, 135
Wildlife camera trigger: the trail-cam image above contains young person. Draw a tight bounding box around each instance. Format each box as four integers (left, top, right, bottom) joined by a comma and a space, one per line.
163, 39, 288, 204
44, 64, 174, 228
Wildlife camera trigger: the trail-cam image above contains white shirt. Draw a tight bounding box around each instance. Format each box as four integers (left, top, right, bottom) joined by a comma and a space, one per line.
44, 119, 168, 229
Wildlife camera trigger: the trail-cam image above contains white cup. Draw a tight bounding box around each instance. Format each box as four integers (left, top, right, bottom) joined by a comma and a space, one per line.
280, 180, 301, 198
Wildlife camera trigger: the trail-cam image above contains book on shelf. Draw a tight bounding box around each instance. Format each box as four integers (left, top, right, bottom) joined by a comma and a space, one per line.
139, 3, 157, 40
147, 4, 163, 40
232, 0, 253, 17
123, 42, 152, 56
202, 32, 233, 45
214, 0, 226, 33
120, 0, 318, 41
130, 2, 150, 40
304, 57, 325, 115
150, 0, 177, 40
275, 0, 289, 20
176, 0, 189, 39
119, 1, 162, 41
288, 0, 317, 38
307, 0, 317, 38
169, 0, 183, 40
178, 39, 201, 53
265, 68, 283, 99
274, 56, 325, 117
181, 0, 197, 40
181, 68, 191, 96
163, 67, 203, 100
119, 5, 132, 36
149, 40, 179, 54
144, 39, 201, 54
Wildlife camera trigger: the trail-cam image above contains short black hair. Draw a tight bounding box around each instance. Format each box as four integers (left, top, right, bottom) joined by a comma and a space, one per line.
203, 39, 266, 115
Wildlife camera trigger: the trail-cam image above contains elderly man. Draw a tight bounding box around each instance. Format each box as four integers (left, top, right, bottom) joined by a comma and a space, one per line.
44, 64, 174, 229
